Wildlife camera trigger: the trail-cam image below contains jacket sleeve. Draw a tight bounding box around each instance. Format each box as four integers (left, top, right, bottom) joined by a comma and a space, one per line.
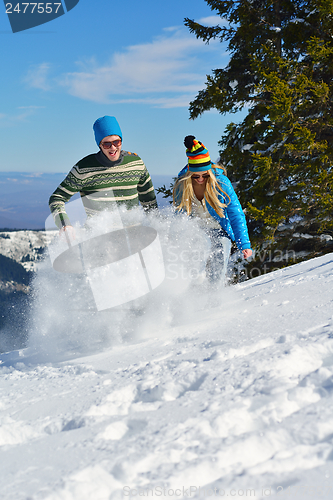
220, 176, 251, 251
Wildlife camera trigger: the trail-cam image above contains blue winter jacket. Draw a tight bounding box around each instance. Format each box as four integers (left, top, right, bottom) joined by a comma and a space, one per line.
177, 166, 251, 251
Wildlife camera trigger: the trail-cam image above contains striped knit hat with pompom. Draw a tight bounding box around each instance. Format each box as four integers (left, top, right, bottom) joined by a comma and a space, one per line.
184, 135, 212, 172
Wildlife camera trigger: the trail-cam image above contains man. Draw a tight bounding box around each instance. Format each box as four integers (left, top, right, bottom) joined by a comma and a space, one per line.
49, 116, 158, 231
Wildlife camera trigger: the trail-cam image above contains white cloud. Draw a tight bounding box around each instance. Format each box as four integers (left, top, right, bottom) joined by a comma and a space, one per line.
105, 94, 200, 109
0, 106, 43, 127
17, 106, 45, 109
197, 16, 226, 26
0, 207, 15, 212
23, 173, 44, 178
24, 63, 52, 91
59, 34, 205, 100
24, 27, 226, 108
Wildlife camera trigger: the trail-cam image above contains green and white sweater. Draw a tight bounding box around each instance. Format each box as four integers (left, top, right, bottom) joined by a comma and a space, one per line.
49, 150, 158, 228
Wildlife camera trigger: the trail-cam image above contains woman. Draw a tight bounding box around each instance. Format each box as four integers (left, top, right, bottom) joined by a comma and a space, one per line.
173, 135, 252, 284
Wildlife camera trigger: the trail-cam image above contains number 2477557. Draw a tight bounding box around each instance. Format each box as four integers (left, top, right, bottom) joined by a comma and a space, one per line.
5, 3, 62, 14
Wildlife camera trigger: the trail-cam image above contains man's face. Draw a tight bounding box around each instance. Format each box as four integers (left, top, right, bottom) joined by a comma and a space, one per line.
100, 135, 122, 161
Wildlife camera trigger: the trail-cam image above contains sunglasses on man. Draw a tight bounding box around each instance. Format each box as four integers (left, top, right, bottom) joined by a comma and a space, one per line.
101, 139, 122, 149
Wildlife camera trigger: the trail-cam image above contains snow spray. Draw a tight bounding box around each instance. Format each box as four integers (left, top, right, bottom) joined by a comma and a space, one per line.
27, 199, 231, 362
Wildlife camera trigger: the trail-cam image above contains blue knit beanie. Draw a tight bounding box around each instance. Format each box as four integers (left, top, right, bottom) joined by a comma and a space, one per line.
93, 116, 122, 146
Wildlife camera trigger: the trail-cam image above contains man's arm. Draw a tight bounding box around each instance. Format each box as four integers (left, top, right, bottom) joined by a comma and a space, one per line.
137, 167, 158, 212
49, 167, 81, 229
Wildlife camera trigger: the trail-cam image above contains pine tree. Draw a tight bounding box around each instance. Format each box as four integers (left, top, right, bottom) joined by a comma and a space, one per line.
185, 0, 333, 276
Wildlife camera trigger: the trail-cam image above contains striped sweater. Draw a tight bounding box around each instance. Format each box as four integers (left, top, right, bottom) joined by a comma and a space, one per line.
49, 150, 158, 228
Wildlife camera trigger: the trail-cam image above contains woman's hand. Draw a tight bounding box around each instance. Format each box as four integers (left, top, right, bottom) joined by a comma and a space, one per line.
242, 248, 252, 259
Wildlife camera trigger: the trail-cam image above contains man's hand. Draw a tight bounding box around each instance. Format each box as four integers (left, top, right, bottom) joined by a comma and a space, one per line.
242, 248, 252, 259
59, 225, 75, 242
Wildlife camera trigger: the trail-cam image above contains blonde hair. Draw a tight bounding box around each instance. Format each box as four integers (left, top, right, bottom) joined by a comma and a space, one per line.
173, 166, 230, 218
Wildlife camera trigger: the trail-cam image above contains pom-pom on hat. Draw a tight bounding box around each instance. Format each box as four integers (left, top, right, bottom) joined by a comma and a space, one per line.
184, 135, 212, 172
93, 116, 122, 146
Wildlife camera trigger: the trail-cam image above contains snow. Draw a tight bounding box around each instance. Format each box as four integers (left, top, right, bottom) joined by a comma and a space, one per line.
1, 215, 333, 499
0, 230, 55, 271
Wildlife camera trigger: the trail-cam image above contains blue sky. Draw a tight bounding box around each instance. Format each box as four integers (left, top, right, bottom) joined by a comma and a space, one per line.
0, 0, 244, 176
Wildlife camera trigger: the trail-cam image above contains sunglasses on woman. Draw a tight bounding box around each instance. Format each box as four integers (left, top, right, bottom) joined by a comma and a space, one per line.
101, 139, 122, 149
192, 174, 210, 179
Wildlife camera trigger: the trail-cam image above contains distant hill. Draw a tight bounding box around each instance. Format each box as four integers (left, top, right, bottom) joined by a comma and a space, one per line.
0, 254, 31, 285
0, 252, 31, 336
0, 229, 51, 345
0, 172, 66, 229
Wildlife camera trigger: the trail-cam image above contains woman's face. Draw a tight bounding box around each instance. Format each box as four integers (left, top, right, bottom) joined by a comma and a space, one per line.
191, 171, 210, 186
100, 135, 122, 161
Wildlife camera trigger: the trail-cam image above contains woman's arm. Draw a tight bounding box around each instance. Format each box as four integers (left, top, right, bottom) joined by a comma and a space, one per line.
219, 174, 252, 252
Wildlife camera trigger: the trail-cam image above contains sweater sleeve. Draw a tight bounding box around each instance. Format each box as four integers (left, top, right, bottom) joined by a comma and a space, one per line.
49, 167, 82, 229
137, 166, 158, 211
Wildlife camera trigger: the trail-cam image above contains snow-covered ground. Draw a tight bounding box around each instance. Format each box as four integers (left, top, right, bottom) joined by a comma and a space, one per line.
0, 230, 56, 271
1, 215, 333, 499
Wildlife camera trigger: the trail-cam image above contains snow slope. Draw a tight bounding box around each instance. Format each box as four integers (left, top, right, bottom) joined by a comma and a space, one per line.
0, 236, 333, 499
